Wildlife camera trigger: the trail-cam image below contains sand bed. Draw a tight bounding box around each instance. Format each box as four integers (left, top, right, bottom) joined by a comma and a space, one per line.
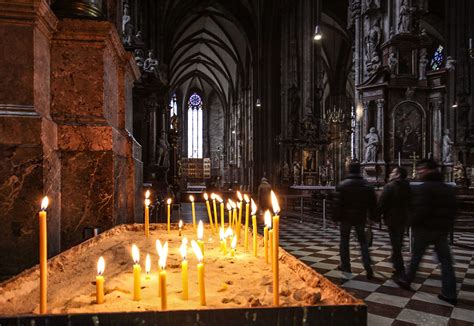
0, 224, 360, 315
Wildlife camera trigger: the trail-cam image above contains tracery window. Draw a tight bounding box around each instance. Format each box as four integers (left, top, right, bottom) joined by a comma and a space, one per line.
430, 45, 445, 71
187, 93, 203, 158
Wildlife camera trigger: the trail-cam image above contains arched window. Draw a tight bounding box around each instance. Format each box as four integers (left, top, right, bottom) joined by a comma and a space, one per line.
187, 93, 203, 158
169, 93, 177, 129
430, 45, 445, 71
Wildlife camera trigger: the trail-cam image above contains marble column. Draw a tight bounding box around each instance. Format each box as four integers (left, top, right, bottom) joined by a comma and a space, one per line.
0, 0, 59, 278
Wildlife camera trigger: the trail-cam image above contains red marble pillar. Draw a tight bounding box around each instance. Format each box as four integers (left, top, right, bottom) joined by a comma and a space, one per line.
50, 19, 141, 249
0, 0, 59, 277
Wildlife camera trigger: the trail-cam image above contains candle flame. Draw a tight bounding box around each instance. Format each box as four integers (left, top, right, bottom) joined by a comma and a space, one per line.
243, 194, 250, 203
219, 228, 225, 241
210, 193, 216, 200
230, 200, 237, 209
215, 194, 223, 203
189, 195, 194, 202
231, 235, 237, 249
271, 191, 280, 215
182, 237, 188, 246
264, 210, 272, 228
41, 196, 49, 210
179, 220, 183, 229
167, 198, 172, 205
226, 202, 232, 211
197, 220, 204, 240
132, 244, 140, 264
145, 253, 151, 274
145, 198, 151, 206
225, 227, 233, 239
145, 190, 150, 199
203, 192, 209, 201
251, 199, 257, 215
97, 256, 105, 275
191, 240, 203, 262
159, 242, 168, 270
237, 191, 243, 202
180, 242, 187, 260
156, 239, 163, 257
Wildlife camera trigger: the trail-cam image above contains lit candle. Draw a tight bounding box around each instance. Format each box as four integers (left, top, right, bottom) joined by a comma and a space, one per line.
145, 253, 151, 280
96, 256, 105, 304
219, 228, 227, 255
271, 191, 281, 306
203, 193, 212, 231
264, 210, 271, 264
230, 235, 237, 257
39, 196, 48, 314
232, 200, 237, 229
180, 240, 188, 300
144, 190, 151, 237
189, 195, 197, 231
191, 240, 206, 306
197, 220, 205, 256
216, 195, 224, 228
243, 194, 250, 251
251, 199, 258, 257
159, 242, 168, 310
236, 191, 243, 243
269, 227, 273, 266
166, 198, 172, 233
225, 227, 233, 253
226, 201, 232, 228
178, 220, 183, 237
211, 193, 218, 232
132, 244, 141, 301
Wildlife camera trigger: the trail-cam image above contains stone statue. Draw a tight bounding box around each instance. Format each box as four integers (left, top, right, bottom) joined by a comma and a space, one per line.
453, 161, 466, 186
445, 56, 456, 71
419, 49, 429, 80
398, 0, 412, 33
326, 159, 334, 185
281, 161, 290, 182
144, 50, 159, 75
122, 4, 131, 34
365, 18, 382, 65
170, 114, 179, 131
156, 131, 169, 167
135, 30, 143, 43
292, 160, 301, 185
442, 129, 454, 164
370, 51, 381, 72
388, 52, 398, 72
364, 127, 379, 163
122, 4, 133, 46
134, 49, 145, 69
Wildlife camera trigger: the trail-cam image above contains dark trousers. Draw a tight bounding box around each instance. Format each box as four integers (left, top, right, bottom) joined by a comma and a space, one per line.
388, 227, 405, 276
406, 229, 457, 299
339, 223, 372, 272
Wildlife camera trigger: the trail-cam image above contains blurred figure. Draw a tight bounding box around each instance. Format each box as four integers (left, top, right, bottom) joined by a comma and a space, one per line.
396, 159, 457, 305
335, 163, 377, 279
257, 177, 272, 213
377, 167, 411, 278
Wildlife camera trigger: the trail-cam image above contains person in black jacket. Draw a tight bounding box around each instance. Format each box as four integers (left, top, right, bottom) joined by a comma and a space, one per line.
377, 167, 411, 278
335, 163, 376, 279
395, 159, 458, 305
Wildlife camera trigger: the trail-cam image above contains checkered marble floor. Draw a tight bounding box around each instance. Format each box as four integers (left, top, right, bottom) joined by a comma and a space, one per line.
280, 211, 474, 326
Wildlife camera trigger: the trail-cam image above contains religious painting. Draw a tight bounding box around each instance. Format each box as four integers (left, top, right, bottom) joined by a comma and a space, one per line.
393, 103, 423, 159
302, 149, 316, 171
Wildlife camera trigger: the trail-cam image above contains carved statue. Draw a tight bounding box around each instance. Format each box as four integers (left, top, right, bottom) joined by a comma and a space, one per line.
419, 49, 429, 80
170, 114, 179, 131
364, 127, 379, 163
398, 0, 412, 33
156, 131, 169, 167
122, 4, 133, 46
445, 56, 456, 71
144, 50, 159, 76
370, 51, 381, 72
388, 52, 398, 73
365, 18, 382, 65
292, 160, 301, 185
453, 161, 466, 186
135, 30, 143, 43
442, 129, 454, 164
134, 49, 145, 69
301, 113, 318, 142
281, 161, 290, 182
325, 159, 334, 185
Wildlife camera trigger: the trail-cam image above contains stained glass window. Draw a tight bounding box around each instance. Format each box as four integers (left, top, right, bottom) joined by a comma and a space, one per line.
187, 93, 203, 158
430, 45, 445, 71
169, 93, 177, 129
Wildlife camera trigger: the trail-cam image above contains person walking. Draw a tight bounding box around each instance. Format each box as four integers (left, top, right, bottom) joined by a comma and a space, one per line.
377, 167, 411, 279
335, 162, 377, 279
395, 159, 458, 305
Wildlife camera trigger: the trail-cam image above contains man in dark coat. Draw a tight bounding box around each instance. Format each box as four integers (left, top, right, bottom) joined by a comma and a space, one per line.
335, 163, 377, 278
396, 159, 458, 305
377, 167, 411, 278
